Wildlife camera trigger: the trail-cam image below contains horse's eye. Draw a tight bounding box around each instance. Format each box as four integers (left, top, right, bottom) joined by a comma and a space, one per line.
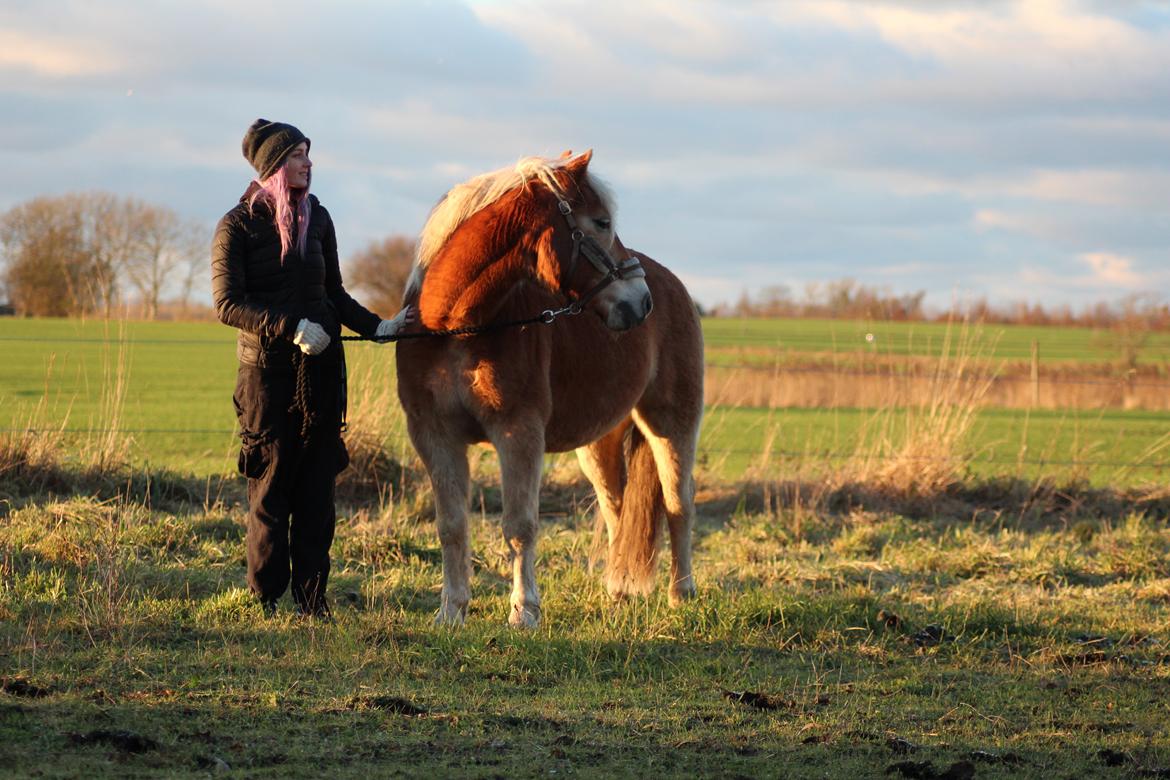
593, 218, 612, 230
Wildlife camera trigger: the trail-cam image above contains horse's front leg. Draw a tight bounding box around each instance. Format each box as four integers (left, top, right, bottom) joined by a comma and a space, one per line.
413, 432, 472, 626
494, 426, 545, 628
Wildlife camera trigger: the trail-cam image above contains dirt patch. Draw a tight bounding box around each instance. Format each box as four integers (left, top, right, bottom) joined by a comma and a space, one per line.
2, 678, 52, 698
68, 729, 159, 753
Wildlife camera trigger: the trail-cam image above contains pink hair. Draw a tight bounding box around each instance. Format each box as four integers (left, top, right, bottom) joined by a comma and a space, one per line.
248, 164, 311, 260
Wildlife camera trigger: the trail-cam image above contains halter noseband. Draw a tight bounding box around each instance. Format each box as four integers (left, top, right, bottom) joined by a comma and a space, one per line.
556, 199, 645, 312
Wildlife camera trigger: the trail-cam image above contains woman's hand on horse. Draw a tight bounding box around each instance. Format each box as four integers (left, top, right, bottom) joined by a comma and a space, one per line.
375, 305, 416, 342
293, 319, 330, 355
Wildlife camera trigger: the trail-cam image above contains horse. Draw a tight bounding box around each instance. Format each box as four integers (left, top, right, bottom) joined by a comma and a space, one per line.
395, 150, 704, 628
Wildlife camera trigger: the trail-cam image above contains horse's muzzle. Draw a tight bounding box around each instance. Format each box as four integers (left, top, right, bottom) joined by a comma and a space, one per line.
608, 292, 653, 331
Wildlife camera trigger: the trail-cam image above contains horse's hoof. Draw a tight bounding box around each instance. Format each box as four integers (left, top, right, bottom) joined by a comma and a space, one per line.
668, 583, 697, 606
606, 587, 629, 603
434, 604, 468, 627
508, 603, 541, 629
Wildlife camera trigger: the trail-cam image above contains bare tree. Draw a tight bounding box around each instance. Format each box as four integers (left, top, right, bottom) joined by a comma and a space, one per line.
0, 192, 207, 319
0, 195, 95, 316
346, 235, 415, 316
86, 192, 138, 316
123, 204, 206, 319
176, 219, 209, 315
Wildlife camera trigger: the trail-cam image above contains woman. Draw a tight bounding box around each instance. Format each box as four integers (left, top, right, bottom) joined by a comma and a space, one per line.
212, 118, 408, 618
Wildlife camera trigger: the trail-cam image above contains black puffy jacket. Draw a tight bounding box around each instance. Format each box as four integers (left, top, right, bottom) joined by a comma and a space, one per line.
211, 184, 380, 366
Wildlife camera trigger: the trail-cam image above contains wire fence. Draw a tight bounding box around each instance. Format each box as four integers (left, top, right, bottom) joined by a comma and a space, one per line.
4, 334, 1168, 390
5, 333, 1170, 474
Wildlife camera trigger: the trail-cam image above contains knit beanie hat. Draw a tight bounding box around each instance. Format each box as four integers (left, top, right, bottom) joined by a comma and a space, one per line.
241, 119, 310, 181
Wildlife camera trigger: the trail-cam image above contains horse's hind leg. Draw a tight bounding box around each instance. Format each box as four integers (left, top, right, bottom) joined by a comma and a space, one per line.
575, 420, 631, 557
632, 409, 700, 604
493, 423, 545, 628
412, 431, 472, 625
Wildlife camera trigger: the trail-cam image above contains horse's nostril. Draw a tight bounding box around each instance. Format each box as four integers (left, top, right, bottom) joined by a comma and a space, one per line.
642, 293, 653, 317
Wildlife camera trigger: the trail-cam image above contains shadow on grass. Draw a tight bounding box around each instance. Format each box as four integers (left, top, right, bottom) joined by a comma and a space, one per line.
0, 444, 429, 518
0, 460, 236, 514
697, 475, 1170, 531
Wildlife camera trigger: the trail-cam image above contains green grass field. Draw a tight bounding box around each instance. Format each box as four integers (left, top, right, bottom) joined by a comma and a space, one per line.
4, 316, 1170, 777
703, 316, 1170, 365
2, 318, 1167, 485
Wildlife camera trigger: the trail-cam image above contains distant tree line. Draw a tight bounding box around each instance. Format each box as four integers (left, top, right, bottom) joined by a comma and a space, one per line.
940, 296, 1170, 330
711, 280, 927, 321
0, 193, 206, 318
6, 192, 1158, 333
712, 279, 1170, 330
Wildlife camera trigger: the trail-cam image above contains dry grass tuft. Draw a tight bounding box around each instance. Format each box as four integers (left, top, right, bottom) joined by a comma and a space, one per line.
338, 353, 423, 508
75, 503, 140, 647
1, 324, 135, 491
848, 319, 998, 497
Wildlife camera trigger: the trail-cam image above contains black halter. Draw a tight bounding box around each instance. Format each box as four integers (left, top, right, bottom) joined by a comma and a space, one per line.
556, 199, 645, 312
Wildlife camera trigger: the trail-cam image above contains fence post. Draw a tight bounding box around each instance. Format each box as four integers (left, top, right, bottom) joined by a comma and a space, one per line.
1030, 339, 1040, 408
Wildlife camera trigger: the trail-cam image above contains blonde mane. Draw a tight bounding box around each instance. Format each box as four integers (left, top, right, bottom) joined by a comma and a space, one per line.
404, 154, 615, 301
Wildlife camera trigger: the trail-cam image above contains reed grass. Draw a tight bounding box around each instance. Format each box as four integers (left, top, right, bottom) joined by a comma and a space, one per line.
705, 357, 1170, 411
850, 319, 998, 496
0, 324, 135, 488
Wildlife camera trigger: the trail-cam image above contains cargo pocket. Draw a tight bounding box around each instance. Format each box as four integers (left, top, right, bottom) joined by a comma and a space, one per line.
238, 436, 273, 479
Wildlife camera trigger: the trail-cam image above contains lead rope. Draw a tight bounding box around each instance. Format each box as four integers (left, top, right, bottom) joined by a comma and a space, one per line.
338, 305, 579, 343
290, 351, 318, 442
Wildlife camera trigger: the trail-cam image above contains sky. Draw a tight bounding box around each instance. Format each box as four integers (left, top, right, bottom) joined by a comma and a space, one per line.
1, 0, 1168, 312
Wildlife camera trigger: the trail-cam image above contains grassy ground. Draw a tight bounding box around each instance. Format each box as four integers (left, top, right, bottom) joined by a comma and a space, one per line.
2, 465, 1170, 778
4, 316, 1170, 776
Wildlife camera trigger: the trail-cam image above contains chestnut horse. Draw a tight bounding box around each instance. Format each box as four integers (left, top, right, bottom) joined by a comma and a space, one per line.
396, 151, 704, 627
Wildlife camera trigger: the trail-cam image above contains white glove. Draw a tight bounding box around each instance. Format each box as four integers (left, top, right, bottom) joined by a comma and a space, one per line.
293, 319, 330, 356
374, 305, 415, 342
375, 318, 399, 341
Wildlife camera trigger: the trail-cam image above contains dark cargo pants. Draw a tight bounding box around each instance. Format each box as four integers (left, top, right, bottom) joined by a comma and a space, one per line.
233, 349, 348, 615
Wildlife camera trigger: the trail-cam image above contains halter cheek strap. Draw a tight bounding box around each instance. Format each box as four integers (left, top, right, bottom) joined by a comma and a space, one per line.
556, 199, 645, 310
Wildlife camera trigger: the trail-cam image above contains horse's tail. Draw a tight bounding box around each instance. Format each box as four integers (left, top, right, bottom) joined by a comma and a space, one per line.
604, 425, 665, 597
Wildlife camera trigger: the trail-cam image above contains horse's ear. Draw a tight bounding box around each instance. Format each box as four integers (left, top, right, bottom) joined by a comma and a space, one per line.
565, 149, 593, 175
559, 149, 573, 159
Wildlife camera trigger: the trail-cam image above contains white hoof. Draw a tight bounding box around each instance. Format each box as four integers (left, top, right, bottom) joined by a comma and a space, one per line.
508, 603, 541, 629
434, 600, 468, 627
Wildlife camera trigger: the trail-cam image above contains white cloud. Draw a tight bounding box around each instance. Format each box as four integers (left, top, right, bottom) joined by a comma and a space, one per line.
1009, 169, 1170, 208
800, 0, 1164, 74
470, 0, 873, 107
0, 29, 122, 77
360, 99, 574, 161
1080, 251, 1142, 287
979, 251, 1154, 303
974, 209, 1030, 233
900, 167, 1170, 209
